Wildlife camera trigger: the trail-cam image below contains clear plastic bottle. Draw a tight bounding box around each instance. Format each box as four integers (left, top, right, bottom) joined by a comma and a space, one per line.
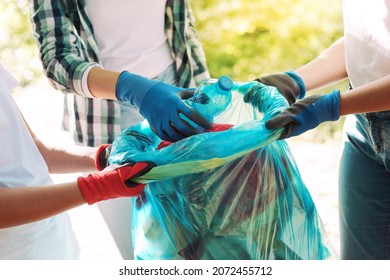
185, 75, 234, 123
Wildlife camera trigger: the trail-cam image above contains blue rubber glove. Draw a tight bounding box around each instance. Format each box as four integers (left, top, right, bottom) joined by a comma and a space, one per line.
265, 90, 340, 139
255, 70, 306, 105
115, 71, 212, 142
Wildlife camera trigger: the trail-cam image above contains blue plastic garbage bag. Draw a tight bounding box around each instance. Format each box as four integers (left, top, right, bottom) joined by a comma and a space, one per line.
109, 81, 336, 260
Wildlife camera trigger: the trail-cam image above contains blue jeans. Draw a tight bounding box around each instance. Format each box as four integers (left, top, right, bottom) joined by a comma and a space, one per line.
119, 63, 178, 130
339, 112, 390, 259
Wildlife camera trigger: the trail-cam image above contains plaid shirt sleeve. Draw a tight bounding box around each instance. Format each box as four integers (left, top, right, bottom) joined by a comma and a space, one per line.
28, 0, 209, 147
29, 0, 98, 97
29, 0, 121, 147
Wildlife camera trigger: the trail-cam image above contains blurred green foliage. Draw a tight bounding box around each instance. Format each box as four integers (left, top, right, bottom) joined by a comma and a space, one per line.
192, 0, 343, 80
0, 0, 345, 141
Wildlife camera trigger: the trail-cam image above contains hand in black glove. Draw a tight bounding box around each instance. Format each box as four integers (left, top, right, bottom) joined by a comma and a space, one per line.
265, 90, 341, 139
255, 71, 306, 105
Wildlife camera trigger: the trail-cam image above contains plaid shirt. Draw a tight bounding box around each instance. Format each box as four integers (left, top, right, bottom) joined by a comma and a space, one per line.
30, 0, 210, 146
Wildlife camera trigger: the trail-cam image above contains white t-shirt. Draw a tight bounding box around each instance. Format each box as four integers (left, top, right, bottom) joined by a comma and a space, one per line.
343, 0, 390, 88
0, 63, 79, 259
85, 0, 173, 78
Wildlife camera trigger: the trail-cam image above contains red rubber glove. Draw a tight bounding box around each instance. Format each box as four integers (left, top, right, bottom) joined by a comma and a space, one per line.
95, 144, 112, 171
77, 162, 155, 205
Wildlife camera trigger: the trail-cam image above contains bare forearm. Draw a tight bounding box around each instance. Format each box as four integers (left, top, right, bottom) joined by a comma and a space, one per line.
34, 138, 96, 173
295, 37, 348, 91
0, 183, 85, 229
340, 74, 390, 116
22, 112, 97, 173
87, 67, 120, 99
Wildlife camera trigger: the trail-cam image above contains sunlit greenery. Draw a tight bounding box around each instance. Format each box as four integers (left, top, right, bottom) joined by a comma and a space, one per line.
0, 0, 345, 141
192, 0, 343, 81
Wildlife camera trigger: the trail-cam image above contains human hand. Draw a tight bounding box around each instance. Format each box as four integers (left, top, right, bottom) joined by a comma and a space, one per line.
265, 90, 340, 139
95, 144, 112, 171
235, 81, 289, 119
77, 161, 155, 205
255, 71, 306, 105
115, 71, 211, 142
140, 82, 212, 142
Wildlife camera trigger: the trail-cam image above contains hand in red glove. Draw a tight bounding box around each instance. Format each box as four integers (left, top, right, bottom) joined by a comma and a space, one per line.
95, 144, 112, 171
77, 161, 155, 205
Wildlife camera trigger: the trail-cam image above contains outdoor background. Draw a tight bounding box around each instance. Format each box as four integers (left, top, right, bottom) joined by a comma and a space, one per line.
1, 0, 345, 258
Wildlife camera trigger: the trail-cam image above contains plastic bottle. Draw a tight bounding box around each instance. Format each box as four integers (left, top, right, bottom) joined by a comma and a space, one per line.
183, 76, 234, 126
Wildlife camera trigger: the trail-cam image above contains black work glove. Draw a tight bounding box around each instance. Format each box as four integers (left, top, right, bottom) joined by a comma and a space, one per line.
265, 90, 340, 139
255, 70, 306, 105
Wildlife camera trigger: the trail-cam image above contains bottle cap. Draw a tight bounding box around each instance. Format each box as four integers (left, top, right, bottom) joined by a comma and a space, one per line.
217, 75, 234, 91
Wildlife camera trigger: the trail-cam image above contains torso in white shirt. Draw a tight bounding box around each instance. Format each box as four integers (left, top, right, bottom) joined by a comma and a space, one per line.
0, 64, 79, 259
86, 0, 173, 78
343, 0, 390, 88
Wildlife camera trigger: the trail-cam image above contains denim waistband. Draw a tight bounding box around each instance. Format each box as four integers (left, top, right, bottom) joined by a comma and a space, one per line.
353, 111, 390, 171
348, 81, 390, 169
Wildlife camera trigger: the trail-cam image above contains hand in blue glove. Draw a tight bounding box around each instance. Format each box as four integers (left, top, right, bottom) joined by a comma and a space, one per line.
115, 71, 212, 142
265, 90, 341, 139
255, 71, 306, 105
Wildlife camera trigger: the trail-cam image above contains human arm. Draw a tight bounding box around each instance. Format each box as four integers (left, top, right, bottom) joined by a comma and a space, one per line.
0, 110, 152, 229
0, 182, 84, 229
21, 112, 97, 174
34, 138, 96, 174
297, 35, 390, 113
1, 113, 152, 228
340, 74, 390, 116
29, 1, 211, 141
88, 67, 212, 142
295, 37, 348, 91
0, 161, 154, 229
266, 73, 390, 139
263, 36, 390, 138
339, 73, 390, 115
29, 0, 96, 95
35, 141, 96, 173
254, 37, 347, 104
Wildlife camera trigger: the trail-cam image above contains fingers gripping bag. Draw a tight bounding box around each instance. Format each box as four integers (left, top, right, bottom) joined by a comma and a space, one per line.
109, 77, 336, 260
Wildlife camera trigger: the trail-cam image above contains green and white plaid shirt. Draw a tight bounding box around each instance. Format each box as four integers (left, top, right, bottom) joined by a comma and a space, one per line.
30, 0, 210, 146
